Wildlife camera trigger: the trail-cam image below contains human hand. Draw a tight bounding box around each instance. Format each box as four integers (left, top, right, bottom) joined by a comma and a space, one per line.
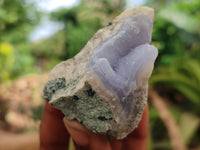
63, 104, 148, 150
40, 102, 148, 150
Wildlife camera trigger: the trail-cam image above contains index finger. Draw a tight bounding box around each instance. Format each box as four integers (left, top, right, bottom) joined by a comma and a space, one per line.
111, 104, 149, 150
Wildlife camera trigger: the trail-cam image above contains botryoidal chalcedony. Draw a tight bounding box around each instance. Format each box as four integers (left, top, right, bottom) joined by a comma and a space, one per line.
42, 6, 158, 139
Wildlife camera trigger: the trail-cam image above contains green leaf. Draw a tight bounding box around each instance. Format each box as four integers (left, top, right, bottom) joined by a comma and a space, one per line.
180, 113, 200, 145
175, 85, 200, 104
158, 9, 199, 33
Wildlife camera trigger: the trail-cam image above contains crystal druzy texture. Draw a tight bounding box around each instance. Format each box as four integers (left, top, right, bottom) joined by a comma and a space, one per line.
42, 7, 158, 139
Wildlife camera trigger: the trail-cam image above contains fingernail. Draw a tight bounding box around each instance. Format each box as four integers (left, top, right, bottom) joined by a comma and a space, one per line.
63, 117, 89, 146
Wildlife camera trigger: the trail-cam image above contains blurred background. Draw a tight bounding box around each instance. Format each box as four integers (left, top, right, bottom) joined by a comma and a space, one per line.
0, 0, 200, 149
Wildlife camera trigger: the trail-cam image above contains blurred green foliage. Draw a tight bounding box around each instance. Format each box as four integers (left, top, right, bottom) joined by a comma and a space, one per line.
0, 42, 15, 80
147, 0, 200, 149
0, 0, 40, 42
31, 0, 125, 59
0, 0, 40, 82
50, 7, 102, 58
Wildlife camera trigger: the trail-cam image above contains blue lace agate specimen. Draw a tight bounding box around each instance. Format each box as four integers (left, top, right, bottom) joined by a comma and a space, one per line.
42, 7, 158, 139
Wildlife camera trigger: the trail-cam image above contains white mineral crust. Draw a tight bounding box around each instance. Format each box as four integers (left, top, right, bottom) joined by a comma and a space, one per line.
42, 6, 158, 139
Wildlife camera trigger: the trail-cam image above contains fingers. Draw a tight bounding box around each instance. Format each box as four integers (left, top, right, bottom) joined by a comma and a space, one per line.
40, 102, 148, 150
120, 104, 149, 150
110, 137, 122, 150
63, 117, 112, 150
63, 118, 89, 146
40, 100, 148, 150
63, 104, 148, 150
40, 102, 70, 150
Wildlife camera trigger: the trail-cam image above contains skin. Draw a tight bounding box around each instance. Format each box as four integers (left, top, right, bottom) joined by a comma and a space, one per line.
40, 102, 149, 150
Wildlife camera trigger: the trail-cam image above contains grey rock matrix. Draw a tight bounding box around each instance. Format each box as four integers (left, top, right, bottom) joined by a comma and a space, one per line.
42, 6, 158, 139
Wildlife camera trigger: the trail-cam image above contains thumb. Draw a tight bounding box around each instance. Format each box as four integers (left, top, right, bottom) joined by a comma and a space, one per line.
63, 117, 111, 150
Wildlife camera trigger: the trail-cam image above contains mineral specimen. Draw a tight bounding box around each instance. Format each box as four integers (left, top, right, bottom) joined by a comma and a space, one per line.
42, 6, 158, 139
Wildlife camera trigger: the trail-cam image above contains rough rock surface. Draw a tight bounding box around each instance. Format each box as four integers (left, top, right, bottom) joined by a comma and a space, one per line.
42, 6, 158, 139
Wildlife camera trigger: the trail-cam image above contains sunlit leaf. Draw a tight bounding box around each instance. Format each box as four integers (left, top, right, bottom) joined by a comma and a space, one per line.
180, 113, 200, 144
158, 9, 199, 34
